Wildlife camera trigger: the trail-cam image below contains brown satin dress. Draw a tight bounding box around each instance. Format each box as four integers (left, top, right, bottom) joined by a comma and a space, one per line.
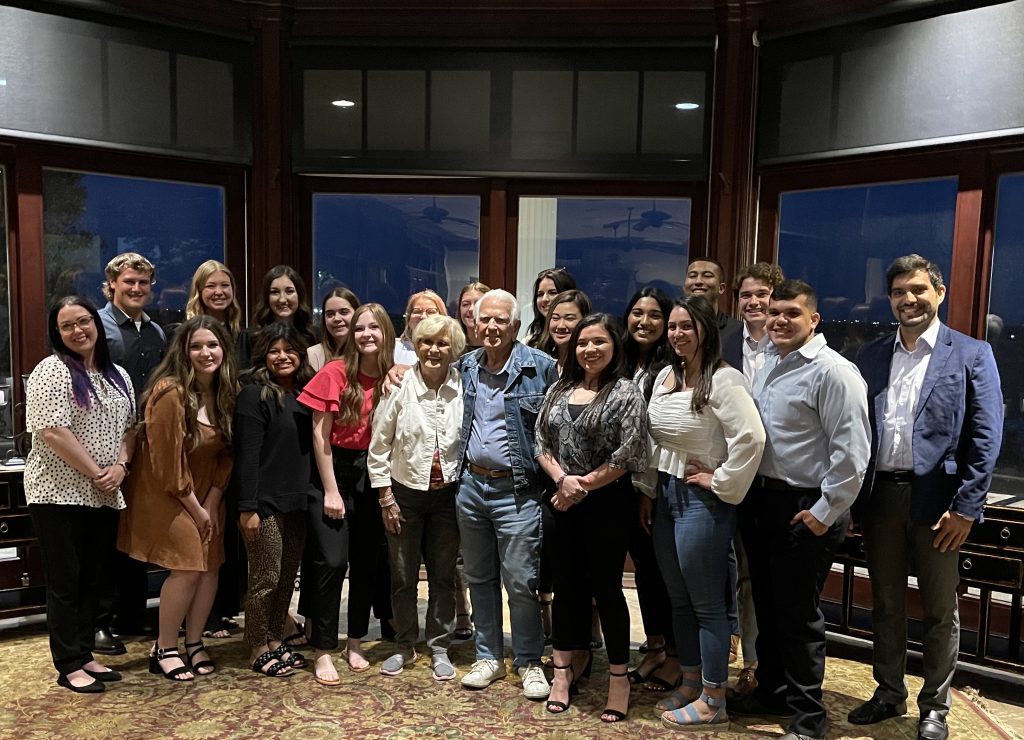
118, 379, 233, 572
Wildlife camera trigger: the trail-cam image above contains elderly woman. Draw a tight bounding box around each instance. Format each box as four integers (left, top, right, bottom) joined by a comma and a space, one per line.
394, 289, 447, 365
647, 296, 765, 728
26, 297, 135, 693
368, 314, 466, 680
536, 313, 649, 723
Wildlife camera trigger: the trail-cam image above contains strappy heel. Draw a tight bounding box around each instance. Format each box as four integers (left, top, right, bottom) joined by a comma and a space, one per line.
545, 663, 577, 714
655, 676, 703, 712
601, 669, 630, 723
184, 640, 215, 675
149, 645, 194, 681
661, 691, 729, 728
628, 645, 666, 684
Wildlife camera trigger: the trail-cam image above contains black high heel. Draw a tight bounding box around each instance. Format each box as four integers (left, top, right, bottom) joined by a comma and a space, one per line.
185, 640, 215, 675
149, 645, 194, 681
628, 646, 666, 685
601, 669, 630, 723
545, 663, 577, 714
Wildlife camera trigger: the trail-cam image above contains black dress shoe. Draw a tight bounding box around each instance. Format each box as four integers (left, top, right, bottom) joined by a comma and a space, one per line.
85, 668, 122, 682
57, 675, 105, 693
848, 697, 908, 725
93, 628, 127, 656
727, 691, 794, 719
918, 710, 949, 740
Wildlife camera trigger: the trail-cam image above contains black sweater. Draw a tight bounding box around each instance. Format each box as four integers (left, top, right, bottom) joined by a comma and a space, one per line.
232, 383, 317, 517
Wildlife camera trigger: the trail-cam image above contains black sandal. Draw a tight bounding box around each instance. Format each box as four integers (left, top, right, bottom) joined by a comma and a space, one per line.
453, 613, 474, 640
272, 643, 306, 669
601, 670, 630, 723
185, 640, 216, 675
149, 645, 194, 681
545, 663, 577, 714
252, 649, 295, 677
628, 646, 666, 685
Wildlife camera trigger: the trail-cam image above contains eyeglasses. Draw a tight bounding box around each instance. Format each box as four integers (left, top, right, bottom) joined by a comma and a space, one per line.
408, 308, 440, 318
58, 316, 94, 333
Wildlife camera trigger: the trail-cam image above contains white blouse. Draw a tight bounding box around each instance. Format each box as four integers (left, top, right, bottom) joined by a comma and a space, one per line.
643, 364, 765, 505
24, 355, 135, 509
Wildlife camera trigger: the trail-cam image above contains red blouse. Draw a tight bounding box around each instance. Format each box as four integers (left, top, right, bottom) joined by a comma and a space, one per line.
297, 359, 377, 450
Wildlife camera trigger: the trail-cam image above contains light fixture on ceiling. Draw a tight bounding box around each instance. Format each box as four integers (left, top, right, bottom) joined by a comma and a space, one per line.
332, 99, 356, 108
674, 102, 700, 110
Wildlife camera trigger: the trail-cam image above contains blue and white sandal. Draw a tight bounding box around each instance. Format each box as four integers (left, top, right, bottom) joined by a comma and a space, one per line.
661, 691, 729, 729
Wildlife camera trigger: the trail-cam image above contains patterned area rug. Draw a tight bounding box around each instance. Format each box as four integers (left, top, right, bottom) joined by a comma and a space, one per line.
0, 623, 1010, 739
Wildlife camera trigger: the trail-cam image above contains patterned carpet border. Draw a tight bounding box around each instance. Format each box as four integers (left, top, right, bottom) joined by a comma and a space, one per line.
0, 623, 1011, 739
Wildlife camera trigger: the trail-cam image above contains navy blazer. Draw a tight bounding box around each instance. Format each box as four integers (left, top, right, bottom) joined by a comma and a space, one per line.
854, 323, 1003, 525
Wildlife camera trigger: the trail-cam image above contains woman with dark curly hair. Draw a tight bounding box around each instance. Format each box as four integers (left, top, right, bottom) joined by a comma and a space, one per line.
234, 323, 317, 677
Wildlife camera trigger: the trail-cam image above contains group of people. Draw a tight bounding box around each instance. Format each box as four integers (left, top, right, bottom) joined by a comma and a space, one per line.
23, 250, 1001, 740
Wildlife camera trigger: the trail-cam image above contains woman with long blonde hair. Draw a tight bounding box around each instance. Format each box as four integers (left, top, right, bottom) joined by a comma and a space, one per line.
118, 316, 238, 682
298, 303, 396, 684
186, 260, 242, 336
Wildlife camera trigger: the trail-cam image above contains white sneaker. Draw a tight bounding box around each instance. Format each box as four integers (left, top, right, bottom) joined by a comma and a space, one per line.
461, 658, 506, 688
518, 663, 550, 700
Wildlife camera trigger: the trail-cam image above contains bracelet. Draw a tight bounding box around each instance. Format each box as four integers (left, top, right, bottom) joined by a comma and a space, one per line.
379, 494, 396, 508
555, 473, 567, 489
116, 461, 130, 474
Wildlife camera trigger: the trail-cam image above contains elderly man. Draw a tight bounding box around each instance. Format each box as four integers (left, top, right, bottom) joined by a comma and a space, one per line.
849, 255, 1002, 740
456, 289, 557, 700
94, 252, 167, 655
731, 279, 871, 740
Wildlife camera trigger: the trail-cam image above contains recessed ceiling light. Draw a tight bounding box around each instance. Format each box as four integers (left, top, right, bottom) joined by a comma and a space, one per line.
674, 102, 700, 110
332, 99, 356, 108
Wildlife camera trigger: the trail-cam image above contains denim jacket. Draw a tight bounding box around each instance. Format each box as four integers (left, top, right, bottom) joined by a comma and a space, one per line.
457, 341, 558, 491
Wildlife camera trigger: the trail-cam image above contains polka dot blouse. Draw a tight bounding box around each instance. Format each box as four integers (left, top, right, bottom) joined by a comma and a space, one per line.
24, 355, 136, 509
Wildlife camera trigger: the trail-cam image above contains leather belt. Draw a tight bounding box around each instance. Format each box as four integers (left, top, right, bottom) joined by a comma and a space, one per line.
753, 475, 821, 494
467, 462, 513, 480
875, 470, 914, 484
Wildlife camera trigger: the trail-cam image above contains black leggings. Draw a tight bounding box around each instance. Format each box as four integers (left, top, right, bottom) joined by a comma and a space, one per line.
550, 476, 632, 665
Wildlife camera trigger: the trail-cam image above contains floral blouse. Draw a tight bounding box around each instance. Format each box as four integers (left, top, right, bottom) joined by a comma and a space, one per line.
535, 377, 648, 476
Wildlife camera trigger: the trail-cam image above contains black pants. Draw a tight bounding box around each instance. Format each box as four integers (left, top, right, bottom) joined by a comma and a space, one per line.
30, 503, 118, 675
343, 449, 392, 639
627, 487, 673, 645
738, 483, 848, 739
95, 546, 148, 634
550, 476, 632, 665
305, 483, 351, 651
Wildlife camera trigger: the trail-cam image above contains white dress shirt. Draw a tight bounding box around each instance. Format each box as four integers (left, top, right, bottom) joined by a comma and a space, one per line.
741, 325, 772, 382
752, 333, 871, 526
876, 318, 942, 472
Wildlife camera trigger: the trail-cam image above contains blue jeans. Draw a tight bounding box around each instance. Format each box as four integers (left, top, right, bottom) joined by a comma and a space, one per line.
652, 474, 737, 687
456, 469, 544, 668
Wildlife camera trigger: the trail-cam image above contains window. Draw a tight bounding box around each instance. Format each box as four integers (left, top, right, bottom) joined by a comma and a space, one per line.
42, 169, 227, 325
516, 196, 691, 327
311, 193, 481, 332
775, 178, 958, 358
0, 166, 11, 454
987, 171, 1024, 500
